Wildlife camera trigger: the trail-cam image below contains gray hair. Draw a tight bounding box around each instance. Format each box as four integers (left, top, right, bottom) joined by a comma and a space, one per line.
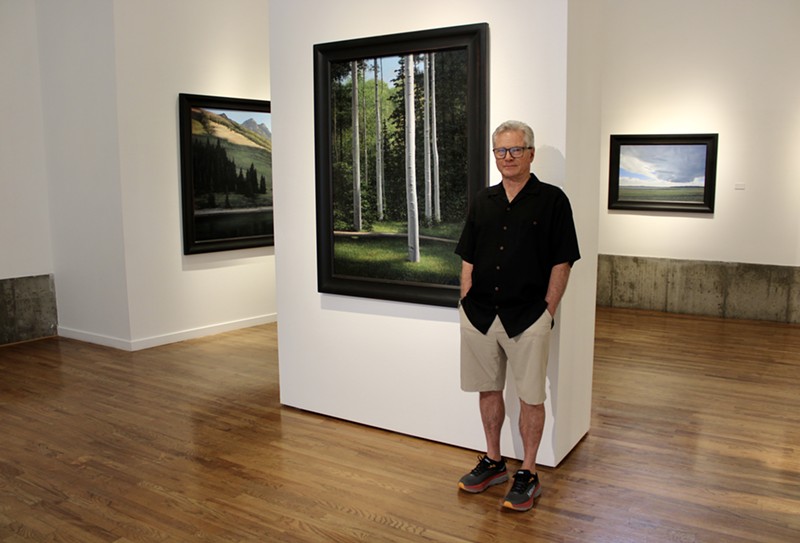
492, 120, 535, 148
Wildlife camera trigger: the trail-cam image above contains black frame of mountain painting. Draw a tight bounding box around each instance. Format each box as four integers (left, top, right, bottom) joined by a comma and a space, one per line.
313, 23, 490, 307
178, 93, 273, 254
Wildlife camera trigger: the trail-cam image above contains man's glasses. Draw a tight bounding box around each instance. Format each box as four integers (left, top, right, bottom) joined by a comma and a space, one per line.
492, 146, 533, 159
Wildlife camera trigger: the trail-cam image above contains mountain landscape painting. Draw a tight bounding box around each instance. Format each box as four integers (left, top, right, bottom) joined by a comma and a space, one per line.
179, 94, 273, 253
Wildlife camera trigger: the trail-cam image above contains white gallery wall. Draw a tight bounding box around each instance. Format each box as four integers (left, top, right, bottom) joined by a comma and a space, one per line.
596, 0, 800, 267
37, 0, 133, 345
3, 0, 798, 459
270, 0, 599, 466
0, 0, 53, 281
30, 0, 277, 350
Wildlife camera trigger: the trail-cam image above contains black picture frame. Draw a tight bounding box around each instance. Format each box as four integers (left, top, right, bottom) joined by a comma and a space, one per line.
314, 23, 489, 307
178, 93, 273, 254
608, 133, 718, 213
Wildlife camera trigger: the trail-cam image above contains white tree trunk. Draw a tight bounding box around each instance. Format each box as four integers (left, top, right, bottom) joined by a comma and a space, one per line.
374, 58, 384, 221
404, 55, 420, 263
423, 53, 432, 223
361, 65, 369, 195
351, 61, 362, 231
431, 53, 441, 223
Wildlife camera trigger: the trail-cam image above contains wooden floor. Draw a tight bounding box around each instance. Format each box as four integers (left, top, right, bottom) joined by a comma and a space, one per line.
1, 308, 799, 542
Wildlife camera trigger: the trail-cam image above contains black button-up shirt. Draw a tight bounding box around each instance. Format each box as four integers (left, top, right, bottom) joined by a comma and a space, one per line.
455, 173, 580, 336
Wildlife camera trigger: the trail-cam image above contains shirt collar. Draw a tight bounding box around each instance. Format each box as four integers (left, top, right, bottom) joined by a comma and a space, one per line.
487, 173, 540, 199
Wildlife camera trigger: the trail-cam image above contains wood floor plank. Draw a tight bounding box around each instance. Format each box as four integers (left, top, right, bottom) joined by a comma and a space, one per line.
1, 308, 799, 542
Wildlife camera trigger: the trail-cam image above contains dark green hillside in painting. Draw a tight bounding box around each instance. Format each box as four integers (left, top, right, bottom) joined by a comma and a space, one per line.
191, 108, 272, 210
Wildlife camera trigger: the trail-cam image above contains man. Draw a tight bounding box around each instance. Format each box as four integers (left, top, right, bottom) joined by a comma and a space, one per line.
455, 120, 580, 511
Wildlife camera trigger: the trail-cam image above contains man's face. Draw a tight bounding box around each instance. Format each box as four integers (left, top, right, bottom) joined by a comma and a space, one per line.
493, 130, 534, 182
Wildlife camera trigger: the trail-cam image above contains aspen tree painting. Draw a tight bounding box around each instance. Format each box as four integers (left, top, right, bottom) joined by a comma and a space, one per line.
314, 24, 489, 307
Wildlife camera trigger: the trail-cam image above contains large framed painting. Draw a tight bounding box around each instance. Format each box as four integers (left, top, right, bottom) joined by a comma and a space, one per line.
608, 133, 718, 213
178, 93, 273, 254
314, 23, 489, 307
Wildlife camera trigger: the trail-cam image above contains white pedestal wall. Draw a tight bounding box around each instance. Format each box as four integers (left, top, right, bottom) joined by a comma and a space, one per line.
270, 0, 598, 466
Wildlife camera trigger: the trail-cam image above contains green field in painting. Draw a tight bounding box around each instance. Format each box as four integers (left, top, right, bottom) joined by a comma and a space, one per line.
619, 186, 704, 203
333, 234, 460, 286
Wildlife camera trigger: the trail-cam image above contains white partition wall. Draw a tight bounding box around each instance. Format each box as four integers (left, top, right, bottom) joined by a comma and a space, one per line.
34, 0, 277, 351
270, 0, 598, 467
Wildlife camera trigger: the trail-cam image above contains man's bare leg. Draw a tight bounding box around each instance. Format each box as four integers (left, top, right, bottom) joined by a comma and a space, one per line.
479, 390, 505, 460
518, 399, 545, 472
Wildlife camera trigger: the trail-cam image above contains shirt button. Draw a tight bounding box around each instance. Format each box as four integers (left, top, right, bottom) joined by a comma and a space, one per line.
496, 265, 501, 271
494, 287, 500, 292
502, 225, 508, 231
499, 246, 504, 251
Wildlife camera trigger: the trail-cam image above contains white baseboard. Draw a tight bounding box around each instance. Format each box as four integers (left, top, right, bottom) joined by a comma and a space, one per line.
58, 313, 277, 352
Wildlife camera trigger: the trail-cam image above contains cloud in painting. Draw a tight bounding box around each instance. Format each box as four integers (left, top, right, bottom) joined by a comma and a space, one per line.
619, 144, 706, 187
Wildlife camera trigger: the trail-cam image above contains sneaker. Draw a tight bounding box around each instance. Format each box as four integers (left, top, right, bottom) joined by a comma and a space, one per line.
502, 470, 542, 511
458, 455, 508, 493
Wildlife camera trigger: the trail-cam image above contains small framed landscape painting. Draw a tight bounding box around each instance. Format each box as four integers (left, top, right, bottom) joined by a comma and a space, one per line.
608, 133, 718, 213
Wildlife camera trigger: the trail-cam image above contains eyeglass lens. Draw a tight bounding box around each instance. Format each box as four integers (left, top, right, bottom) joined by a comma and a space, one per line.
493, 147, 527, 158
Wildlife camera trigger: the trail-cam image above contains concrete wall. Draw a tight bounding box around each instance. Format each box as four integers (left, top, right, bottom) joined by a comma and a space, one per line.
597, 255, 800, 324
0, 275, 57, 344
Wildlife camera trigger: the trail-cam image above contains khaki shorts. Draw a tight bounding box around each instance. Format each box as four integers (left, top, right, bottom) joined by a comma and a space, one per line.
459, 307, 552, 405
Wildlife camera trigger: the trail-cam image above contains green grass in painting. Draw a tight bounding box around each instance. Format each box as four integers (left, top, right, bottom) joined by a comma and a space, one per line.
619, 186, 704, 203
333, 235, 460, 285
195, 192, 272, 209
369, 220, 462, 240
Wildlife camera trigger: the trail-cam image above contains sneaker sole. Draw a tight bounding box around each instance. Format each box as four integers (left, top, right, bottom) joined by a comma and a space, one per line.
458, 472, 509, 493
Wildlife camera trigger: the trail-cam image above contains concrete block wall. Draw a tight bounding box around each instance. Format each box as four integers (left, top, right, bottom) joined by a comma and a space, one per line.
0, 275, 58, 346
597, 255, 800, 324
3, 259, 796, 347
